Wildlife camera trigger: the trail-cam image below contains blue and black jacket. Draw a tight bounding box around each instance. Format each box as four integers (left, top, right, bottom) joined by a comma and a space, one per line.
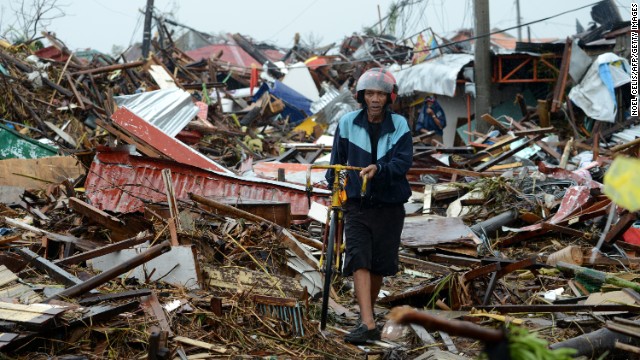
325, 109, 413, 206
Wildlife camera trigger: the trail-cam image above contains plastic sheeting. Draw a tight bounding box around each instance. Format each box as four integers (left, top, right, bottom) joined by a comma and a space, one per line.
253, 81, 312, 124
114, 88, 199, 137
281, 62, 320, 101
604, 156, 640, 212
389, 54, 474, 97
568, 53, 630, 123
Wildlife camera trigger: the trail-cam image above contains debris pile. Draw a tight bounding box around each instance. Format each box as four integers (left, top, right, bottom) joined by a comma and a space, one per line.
0, 5, 638, 359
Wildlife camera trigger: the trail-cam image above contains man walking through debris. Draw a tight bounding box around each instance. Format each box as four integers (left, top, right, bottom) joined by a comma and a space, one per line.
415, 94, 447, 145
326, 67, 413, 344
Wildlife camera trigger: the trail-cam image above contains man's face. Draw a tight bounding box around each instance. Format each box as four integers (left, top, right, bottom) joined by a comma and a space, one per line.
364, 89, 388, 117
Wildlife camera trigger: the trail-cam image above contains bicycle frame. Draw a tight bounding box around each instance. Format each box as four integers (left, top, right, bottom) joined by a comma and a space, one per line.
306, 164, 367, 329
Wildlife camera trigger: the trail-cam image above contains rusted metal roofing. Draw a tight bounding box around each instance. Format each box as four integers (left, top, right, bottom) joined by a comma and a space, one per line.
84, 150, 330, 216
111, 107, 232, 175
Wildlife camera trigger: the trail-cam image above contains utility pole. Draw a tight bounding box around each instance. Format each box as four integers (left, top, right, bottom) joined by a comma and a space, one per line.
515, 0, 522, 42
141, 0, 154, 59
474, 0, 492, 133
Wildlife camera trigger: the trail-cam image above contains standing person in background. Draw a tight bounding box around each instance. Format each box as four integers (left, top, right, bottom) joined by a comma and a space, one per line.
326, 68, 413, 344
415, 94, 447, 145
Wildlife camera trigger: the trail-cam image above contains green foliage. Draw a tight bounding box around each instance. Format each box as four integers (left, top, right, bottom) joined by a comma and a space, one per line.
506, 325, 576, 360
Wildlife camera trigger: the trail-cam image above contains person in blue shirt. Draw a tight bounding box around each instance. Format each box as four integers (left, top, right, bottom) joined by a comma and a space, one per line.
326, 68, 412, 344
415, 94, 446, 145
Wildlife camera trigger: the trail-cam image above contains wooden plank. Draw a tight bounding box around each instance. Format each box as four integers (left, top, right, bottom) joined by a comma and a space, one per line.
69, 197, 125, 232
0, 266, 18, 287
480, 114, 508, 132
487, 162, 523, 171
203, 266, 303, 298
508, 120, 561, 160
6, 217, 98, 251
410, 324, 437, 345
551, 38, 572, 112
0, 284, 42, 304
513, 127, 555, 136
432, 166, 495, 178
174, 336, 227, 354
422, 185, 433, 214
67, 301, 139, 327
399, 255, 451, 276
78, 289, 152, 306
54, 232, 153, 267
141, 293, 173, 337
0, 156, 84, 190
0, 301, 66, 325
0, 332, 18, 349
474, 134, 543, 172
15, 247, 90, 288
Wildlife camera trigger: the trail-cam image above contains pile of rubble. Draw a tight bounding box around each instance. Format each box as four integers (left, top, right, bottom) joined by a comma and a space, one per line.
1, 7, 639, 359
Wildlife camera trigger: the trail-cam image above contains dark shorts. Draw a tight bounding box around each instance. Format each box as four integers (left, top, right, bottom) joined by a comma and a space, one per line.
342, 201, 405, 277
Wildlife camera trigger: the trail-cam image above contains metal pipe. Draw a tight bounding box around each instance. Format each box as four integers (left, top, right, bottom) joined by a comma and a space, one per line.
470, 209, 519, 237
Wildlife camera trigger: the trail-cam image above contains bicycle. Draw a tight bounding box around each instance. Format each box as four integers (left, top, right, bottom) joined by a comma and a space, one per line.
306, 164, 368, 330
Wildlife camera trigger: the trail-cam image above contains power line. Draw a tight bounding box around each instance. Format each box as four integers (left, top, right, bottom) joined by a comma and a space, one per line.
401, 1, 600, 47
190, 1, 603, 73
265, 0, 321, 44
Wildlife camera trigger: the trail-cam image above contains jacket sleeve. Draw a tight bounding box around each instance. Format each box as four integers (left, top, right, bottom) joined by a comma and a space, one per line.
375, 129, 413, 184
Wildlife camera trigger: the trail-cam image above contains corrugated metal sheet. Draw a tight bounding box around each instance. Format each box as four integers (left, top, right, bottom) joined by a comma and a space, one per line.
114, 88, 199, 138
389, 54, 474, 97
85, 150, 330, 216
111, 107, 232, 175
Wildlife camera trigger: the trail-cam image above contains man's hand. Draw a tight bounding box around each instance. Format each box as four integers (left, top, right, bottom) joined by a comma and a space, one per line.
426, 108, 435, 116
360, 164, 378, 180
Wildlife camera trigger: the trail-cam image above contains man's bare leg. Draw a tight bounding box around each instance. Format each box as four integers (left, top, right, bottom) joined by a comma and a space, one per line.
370, 273, 383, 316
353, 268, 375, 330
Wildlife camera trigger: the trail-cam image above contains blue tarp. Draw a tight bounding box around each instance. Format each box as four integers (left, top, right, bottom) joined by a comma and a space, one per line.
253, 81, 312, 124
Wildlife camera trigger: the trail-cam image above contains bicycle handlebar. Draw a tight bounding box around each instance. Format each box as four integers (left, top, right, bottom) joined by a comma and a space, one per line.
305, 164, 369, 205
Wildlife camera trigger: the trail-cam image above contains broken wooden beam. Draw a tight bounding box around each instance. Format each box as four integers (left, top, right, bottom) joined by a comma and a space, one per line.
189, 193, 321, 252
67, 301, 140, 327
54, 232, 153, 267
480, 114, 508, 133
16, 248, 91, 288
78, 289, 152, 306
507, 118, 561, 160
69, 197, 125, 232
174, 336, 227, 354
551, 37, 572, 112
512, 127, 555, 136
4, 216, 97, 251
474, 134, 543, 172
43, 240, 171, 303
0, 301, 67, 329
70, 60, 146, 76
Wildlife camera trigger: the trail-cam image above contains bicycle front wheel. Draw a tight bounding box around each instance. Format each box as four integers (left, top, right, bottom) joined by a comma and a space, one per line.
320, 209, 337, 330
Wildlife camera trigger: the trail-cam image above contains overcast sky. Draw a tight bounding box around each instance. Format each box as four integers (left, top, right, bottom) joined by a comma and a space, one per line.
0, 0, 632, 54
